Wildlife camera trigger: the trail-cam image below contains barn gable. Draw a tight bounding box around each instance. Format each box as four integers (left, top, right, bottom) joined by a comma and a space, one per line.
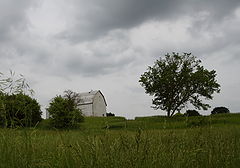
78, 90, 107, 106
78, 90, 107, 116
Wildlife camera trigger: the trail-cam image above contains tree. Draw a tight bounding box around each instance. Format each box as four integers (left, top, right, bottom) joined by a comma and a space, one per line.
0, 71, 41, 127
47, 91, 84, 129
184, 110, 201, 117
1, 93, 42, 127
211, 107, 230, 115
139, 52, 220, 117
63, 90, 82, 107
106, 112, 115, 117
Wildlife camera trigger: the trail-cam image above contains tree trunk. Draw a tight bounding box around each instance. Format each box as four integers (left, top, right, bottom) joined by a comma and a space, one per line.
167, 110, 171, 117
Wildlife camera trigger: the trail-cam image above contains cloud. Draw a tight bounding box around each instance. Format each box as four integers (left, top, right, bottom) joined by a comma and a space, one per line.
0, 0, 38, 43
1, 0, 240, 118
56, 0, 240, 42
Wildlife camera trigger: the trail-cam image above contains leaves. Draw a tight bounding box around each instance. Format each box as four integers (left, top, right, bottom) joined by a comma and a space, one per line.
139, 53, 221, 117
0, 71, 37, 127
0, 70, 34, 96
47, 92, 84, 129
0, 93, 42, 128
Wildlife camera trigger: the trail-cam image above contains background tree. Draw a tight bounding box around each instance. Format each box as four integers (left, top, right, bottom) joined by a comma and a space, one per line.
63, 90, 82, 107
139, 52, 220, 117
106, 112, 115, 117
184, 110, 201, 117
47, 91, 84, 129
211, 107, 230, 115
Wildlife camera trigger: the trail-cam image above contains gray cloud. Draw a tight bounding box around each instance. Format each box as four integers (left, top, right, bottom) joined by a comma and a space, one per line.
0, 0, 37, 43
0, 0, 240, 118
58, 0, 240, 42
61, 31, 137, 76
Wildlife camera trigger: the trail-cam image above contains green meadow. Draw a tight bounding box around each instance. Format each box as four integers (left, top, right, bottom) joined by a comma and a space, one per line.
0, 113, 240, 168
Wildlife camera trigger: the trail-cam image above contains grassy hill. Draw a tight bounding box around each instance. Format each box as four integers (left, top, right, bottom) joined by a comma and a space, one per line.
77, 113, 240, 131
0, 113, 240, 167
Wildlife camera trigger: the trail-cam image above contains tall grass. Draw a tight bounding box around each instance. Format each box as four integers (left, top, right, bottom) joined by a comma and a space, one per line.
0, 125, 240, 167
0, 114, 240, 167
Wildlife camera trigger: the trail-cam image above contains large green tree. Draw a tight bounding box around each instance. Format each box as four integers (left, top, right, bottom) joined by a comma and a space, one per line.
139, 53, 220, 117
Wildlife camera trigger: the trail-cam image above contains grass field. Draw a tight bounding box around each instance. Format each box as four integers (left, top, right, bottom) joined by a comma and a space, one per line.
0, 113, 240, 168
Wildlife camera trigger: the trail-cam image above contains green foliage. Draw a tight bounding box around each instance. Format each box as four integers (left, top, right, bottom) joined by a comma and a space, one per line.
0, 71, 40, 128
184, 110, 201, 116
139, 52, 220, 117
211, 107, 230, 115
106, 112, 115, 117
47, 95, 84, 129
0, 93, 42, 127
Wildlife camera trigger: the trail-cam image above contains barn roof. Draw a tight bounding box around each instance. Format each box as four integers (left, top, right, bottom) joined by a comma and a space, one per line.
78, 90, 107, 106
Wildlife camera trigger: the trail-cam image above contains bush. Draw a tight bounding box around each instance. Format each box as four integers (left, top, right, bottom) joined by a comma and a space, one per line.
47, 96, 84, 129
106, 112, 115, 117
211, 107, 230, 115
184, 110, 201, 117
0, 93, 42, 127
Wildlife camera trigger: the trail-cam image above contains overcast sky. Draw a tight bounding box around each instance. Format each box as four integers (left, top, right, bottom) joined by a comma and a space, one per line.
0, 0, 240, 118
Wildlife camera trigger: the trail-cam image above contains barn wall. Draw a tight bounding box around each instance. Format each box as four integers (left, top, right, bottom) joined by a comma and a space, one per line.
93, 92, 106, 116
78, 104, 93, 116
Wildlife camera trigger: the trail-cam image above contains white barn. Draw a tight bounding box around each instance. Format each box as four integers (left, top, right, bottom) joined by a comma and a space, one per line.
78, 90, 107, 117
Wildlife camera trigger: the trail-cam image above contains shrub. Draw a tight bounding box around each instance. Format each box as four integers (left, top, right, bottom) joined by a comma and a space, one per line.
106, 112, 115, 117
0, 93, 42, 127
184, 110, 201, 117
211, 107, 230, 115
47, 96, 84, 129
0, 71, 40, 128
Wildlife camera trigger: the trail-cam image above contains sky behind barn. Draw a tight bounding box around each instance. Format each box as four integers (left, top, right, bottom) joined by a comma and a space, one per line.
0, 0, 240, 118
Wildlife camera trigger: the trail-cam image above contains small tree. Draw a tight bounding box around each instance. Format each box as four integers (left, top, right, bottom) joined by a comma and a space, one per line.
2, 93, 42, 127
184, 110, 201, 117
211, 107, 230, 115
106, 112, 115, 117
0, 71, 41, 127
47, 93, 84, 129
63, 90, 82, 107
139, 53, 220, 117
